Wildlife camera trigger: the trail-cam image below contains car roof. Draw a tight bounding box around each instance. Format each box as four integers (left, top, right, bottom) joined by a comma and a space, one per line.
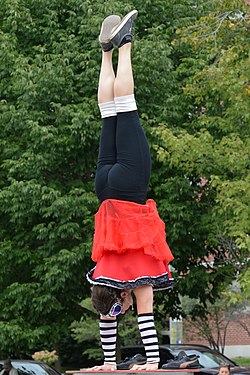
162, 343, 215, 351
0, 359, 44, 364
162, 344, 237, 366
0, 360, 61, 374
122, 343, 237, 367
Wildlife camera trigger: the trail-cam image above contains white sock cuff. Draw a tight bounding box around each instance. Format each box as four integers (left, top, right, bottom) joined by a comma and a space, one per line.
98, 101, 117, 118
114, 94, 137, 113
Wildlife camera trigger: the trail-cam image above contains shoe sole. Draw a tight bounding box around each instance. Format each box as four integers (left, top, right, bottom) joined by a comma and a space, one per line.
110, 10, 138, 40
180, 359, 199, 369
99, 15, 121, 43
162, 358, 199, 370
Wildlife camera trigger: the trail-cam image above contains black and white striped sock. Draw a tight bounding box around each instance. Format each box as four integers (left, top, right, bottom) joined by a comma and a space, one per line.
138, 313, 160, 364
99, 318, 117, 365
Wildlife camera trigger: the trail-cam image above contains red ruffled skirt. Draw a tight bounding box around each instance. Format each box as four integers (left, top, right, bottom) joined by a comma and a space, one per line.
86, 199, 174, 291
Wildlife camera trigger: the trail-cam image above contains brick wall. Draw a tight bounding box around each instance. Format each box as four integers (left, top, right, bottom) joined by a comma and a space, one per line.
183, 313, 250, 346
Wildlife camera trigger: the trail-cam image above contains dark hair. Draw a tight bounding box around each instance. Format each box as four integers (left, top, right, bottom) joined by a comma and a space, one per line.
91, 285, 121, 315
219, 364, 231, 374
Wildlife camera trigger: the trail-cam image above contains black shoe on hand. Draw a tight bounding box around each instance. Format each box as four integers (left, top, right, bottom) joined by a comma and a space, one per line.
117, 354, 146, 370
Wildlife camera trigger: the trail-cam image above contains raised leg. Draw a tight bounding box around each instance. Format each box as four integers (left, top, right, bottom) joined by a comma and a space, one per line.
107, 43, 151, 201
98, 51, 115, 104
95, 51, 117, 200
114, 43, 134, 97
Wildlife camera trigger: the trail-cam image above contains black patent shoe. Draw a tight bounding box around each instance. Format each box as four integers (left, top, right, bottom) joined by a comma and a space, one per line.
162, 355, 200, 369
117, 354, 147, 370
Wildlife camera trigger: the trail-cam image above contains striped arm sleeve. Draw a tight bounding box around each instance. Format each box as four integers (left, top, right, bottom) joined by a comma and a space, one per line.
99, 318, 117, 365
138, 313, 160, 364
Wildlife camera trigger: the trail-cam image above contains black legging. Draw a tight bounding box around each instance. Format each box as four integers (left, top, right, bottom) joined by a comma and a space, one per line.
95, 110, 151, 204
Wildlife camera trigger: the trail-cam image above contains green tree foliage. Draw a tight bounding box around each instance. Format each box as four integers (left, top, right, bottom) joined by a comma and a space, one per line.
0, 0, 249, 360
0, 0, 102, 355
153, 0, 249, 316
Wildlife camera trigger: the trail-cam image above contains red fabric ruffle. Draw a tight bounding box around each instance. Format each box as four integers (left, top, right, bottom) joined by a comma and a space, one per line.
91, 199, 174, 264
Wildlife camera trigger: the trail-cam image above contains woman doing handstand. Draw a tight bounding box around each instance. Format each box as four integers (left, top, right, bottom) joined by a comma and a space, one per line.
87, 10, 174, 371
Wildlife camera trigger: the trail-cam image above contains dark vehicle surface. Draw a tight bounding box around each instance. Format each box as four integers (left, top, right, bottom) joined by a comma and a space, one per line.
121, 344, 250, 374
0, 360, 62, 375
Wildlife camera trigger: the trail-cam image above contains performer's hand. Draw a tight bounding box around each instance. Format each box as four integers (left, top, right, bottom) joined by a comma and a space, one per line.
87, 363, 117, 372
130, 362, 159, 371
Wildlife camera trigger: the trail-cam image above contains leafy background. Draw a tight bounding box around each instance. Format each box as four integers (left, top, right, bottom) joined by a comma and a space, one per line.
0, 0, 249, 367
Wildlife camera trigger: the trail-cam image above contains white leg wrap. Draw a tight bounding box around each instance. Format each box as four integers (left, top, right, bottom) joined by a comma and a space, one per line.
114, 94, 137, 113
98, 101, 117, 118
